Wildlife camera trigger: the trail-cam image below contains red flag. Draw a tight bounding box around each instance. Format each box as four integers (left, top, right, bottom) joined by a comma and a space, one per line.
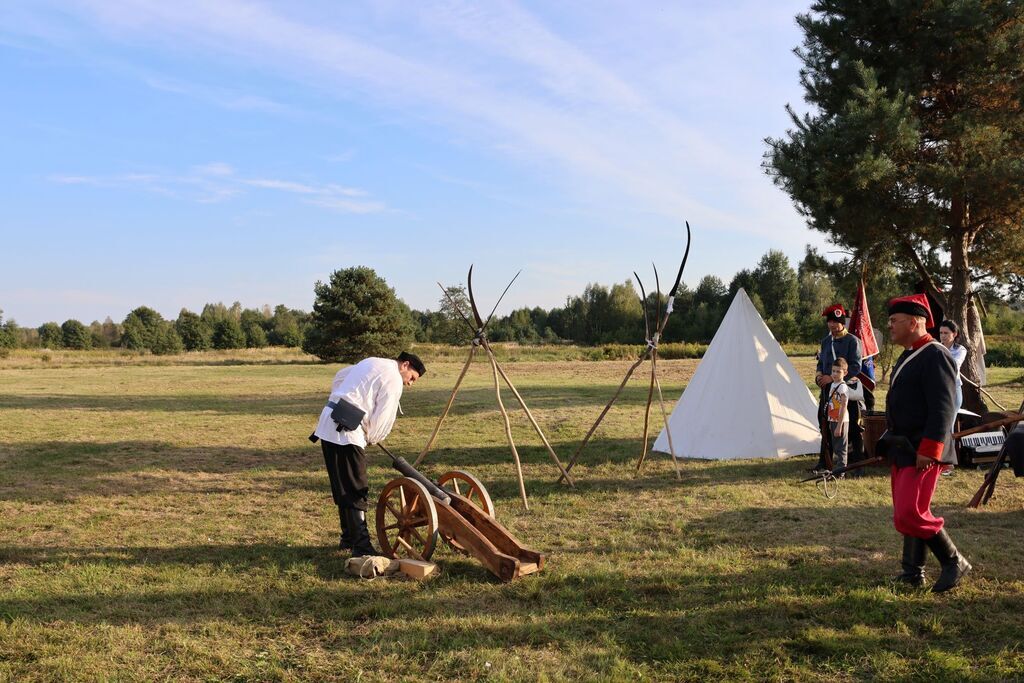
849, 278, 878, 359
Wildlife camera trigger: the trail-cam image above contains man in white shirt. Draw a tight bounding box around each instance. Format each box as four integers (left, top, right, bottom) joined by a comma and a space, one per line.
311, 351, 426, 556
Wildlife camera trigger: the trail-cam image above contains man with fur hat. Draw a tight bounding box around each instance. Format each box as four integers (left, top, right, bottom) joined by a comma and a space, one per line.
812, 304, 863, 472
884, 294, 970, 592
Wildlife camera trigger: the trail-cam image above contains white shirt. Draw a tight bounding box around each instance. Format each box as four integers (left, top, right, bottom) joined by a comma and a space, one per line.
313, 357, 404, 448
947, 343, 966, 387
826, 381, 850, 424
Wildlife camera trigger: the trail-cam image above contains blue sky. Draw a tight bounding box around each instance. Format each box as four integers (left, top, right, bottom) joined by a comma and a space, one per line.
0, 0, 826, 327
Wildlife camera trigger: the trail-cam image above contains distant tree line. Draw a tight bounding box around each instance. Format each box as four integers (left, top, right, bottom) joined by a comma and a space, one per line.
407, 248, 1024, 346
0, 303, 310, 355
3, 248, 1022, 356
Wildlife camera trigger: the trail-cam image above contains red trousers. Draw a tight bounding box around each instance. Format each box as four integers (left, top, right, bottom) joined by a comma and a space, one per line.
891, 464, 945, 538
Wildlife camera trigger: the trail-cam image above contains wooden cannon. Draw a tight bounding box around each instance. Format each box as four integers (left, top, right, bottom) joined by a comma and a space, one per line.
374, 445, 544, 582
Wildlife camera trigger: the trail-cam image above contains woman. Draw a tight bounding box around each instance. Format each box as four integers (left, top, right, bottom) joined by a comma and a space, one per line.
938, 320, 967, 412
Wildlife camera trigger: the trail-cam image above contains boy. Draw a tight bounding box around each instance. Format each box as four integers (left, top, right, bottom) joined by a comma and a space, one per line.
826, 358, 851, 473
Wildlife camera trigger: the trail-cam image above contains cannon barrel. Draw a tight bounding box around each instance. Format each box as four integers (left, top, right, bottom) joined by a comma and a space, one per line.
376, 444, 451, 504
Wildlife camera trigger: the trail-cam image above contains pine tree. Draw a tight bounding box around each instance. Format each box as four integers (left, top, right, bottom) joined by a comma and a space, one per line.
302, 267, 415, 362
766, 0, 1024, 411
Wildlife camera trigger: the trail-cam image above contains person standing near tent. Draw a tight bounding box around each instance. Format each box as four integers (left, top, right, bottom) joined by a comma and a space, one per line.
813, 304, 863, 472
826, 358, 851, 473
310, 352, 426, 557
884, 294, 970, 592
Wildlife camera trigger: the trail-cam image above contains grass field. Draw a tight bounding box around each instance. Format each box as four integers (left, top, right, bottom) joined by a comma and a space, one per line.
2, 349, 1023, 681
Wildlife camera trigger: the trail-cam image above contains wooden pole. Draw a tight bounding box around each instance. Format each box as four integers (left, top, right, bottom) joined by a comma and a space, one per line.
954, 412, 1024, 439
488, 351, 529, 509
651, 350, 682, 480
635, 352, 658, 472
414, 344, 477, 466
483, 341, 576, 487
559, 349, 651, 483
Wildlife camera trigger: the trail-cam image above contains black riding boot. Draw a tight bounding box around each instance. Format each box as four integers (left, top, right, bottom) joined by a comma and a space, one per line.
924, 529, 972, 593
893, 535, 926, 588
344, 507, 378, 558
338, 506, 354, 551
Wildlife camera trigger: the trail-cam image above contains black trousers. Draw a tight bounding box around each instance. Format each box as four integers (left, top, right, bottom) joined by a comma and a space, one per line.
321, 441, 368, 511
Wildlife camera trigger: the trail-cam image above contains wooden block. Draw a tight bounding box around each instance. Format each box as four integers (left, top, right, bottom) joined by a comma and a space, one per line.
399, 559, 437, 580
516, 562, 540, 577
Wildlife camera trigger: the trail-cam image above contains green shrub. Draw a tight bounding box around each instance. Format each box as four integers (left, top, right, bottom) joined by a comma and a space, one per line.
986, 340, 1024, 367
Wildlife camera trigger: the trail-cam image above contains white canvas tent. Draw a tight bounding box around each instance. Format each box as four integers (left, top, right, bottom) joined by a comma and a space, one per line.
652, 288, 820, 460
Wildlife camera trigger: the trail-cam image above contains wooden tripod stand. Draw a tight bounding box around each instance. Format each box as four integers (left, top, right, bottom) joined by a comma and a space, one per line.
559, 225, 692, 483
413, 267, 575, 509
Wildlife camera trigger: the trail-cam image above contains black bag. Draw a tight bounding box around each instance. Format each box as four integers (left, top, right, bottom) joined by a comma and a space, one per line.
329, 398, 366, 432
875, 431, 917, 469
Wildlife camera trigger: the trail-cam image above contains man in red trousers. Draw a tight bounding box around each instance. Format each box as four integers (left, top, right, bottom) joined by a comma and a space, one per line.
885, 293, 971, 592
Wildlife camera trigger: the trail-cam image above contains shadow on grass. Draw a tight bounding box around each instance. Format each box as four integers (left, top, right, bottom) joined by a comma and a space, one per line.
0, 438, 851, 504
0, 541, 1021, 676
0, 382, 684, 418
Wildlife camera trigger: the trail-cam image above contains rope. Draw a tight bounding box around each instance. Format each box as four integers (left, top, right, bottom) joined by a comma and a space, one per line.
815, 473, 840, 499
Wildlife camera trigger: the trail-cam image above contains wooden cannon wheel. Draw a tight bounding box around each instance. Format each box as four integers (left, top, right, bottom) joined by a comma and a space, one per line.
375, 477, 439, 562
437, 470, 495, 552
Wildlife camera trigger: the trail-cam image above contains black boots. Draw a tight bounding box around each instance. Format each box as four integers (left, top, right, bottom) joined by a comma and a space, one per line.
893, 535, 926, 588
338, 506, 354, 551
924, 529, 972, 593
343, 507, 378, 558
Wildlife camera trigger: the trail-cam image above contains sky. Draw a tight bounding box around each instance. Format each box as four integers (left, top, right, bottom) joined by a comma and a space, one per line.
0, 0, 829, 327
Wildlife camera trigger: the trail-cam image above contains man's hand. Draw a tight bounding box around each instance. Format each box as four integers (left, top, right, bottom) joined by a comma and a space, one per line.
916, 454, 936, 470
816, 374, 831, 388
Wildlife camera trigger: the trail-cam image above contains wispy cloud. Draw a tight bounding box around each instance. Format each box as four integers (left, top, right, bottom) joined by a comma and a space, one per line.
26, 0, 806, 239
47, 163, 387, 213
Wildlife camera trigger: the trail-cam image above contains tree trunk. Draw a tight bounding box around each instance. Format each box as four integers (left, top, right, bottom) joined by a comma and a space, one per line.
948, 229, 989, 415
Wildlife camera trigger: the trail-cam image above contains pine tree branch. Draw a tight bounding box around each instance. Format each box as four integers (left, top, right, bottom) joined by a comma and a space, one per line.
899, 234, 948, 309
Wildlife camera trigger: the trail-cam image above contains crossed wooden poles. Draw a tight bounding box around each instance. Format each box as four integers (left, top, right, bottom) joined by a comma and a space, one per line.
559, 223, 692, 483
413, 266, 575, 510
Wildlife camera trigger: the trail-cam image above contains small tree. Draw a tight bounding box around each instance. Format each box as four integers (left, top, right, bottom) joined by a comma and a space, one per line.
212, 319, 246, 349
752, 250, 799, 320
38, 322, 64, 349
302, 266, 414, 362
242, 320, 268, 348
61, 319, 91, 350
149, 324, 184, 355
431, 285, 472, 345
120, 315, 147, 350
176, 309, 212, 351
0, 310, 17, 349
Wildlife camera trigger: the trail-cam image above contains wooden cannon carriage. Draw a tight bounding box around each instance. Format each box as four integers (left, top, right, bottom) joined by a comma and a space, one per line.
374, 446, 544, 582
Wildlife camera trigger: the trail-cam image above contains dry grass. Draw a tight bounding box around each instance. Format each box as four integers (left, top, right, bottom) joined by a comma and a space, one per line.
1, 352, 1023, 681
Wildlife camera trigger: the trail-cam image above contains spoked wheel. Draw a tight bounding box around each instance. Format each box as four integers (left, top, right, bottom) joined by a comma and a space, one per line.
438, 470, 495, 517
438, 470, 495, 553
375, 477, 439, 561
